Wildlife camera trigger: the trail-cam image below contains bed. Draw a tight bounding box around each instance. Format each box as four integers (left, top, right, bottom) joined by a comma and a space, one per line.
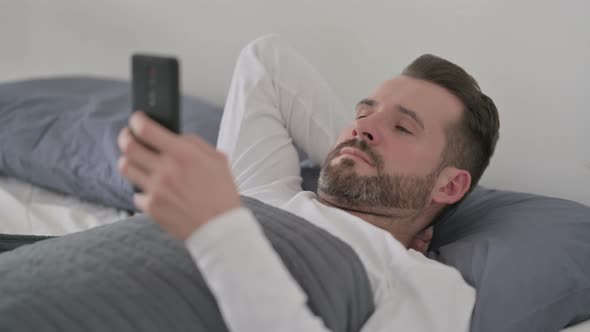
1, 1, 589, 330
0, 75, 589, 332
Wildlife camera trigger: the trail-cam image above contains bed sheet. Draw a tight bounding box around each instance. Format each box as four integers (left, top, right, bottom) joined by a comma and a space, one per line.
0, 175, 131, 236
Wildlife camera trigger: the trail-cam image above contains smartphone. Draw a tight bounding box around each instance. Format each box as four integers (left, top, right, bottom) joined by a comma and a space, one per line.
131, 53, 180, 134
130, 54, 180, 192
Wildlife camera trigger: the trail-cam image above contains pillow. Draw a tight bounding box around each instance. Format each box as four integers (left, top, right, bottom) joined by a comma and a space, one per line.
0, 76, 317, 211
429, 187, 590, 332
0, 76, 222, 211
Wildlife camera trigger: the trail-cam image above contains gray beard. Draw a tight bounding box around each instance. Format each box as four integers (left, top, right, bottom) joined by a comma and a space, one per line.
317, 140, 439, 211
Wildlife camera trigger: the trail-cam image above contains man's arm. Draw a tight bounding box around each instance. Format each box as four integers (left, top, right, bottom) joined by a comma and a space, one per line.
186, 208, 333, 331
217, 34, 349, 196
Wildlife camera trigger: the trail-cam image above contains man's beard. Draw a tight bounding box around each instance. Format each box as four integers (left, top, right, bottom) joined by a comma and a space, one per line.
317, 139, 441, 211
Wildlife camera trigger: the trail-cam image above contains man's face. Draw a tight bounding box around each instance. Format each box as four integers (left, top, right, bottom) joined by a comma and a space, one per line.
318, 75, 464, 215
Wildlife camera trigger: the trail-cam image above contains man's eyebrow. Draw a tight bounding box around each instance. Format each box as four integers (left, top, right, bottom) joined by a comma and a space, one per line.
397, 105, 425, 130
355, 98, 377, 110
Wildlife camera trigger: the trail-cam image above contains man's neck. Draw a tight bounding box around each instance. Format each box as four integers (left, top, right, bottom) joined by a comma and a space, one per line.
316, 194, 437, 248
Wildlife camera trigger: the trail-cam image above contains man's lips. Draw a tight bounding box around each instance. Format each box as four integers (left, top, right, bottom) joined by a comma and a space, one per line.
338, 147, 374, 166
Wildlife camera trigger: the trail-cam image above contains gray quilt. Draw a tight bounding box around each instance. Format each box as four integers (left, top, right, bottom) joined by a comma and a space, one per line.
0, 196, 374, 332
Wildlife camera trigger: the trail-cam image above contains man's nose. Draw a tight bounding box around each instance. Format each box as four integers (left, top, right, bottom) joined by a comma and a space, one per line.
351, 116, 382, 145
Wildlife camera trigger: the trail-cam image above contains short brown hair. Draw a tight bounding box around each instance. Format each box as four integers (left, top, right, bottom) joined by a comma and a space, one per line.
402, 54, 500, 192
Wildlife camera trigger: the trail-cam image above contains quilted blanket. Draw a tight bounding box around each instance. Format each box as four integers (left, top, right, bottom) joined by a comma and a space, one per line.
0, 196, 374, 332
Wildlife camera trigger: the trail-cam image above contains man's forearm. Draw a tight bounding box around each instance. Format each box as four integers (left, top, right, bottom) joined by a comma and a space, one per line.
185, 208, 332, 332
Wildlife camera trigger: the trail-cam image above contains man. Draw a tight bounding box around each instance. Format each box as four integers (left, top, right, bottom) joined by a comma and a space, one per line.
117, 34, 500, 331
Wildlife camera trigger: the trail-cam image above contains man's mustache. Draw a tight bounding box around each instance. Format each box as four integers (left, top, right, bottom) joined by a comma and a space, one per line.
329, 139, 383, 170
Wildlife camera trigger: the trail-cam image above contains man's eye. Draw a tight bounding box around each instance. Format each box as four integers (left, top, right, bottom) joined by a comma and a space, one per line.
396, 126, 413, 135
356, 115, 367, 120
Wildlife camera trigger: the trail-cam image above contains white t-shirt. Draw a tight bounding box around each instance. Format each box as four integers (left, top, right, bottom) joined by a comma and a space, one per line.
185, 34, 475, 332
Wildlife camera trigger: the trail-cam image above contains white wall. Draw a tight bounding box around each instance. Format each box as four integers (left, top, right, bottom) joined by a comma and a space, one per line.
1, 0, 589, 205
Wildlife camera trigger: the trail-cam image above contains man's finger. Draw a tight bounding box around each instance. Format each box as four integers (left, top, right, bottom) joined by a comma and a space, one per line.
185, 134, 218, 156
129, 111, 179, 154
133, 192, 150, 213
119, 127, 160, 172
133, 189, 178, 222
118, 156, 150, 191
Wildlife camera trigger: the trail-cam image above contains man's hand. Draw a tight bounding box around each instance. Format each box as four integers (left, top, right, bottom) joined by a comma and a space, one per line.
117, 111, 241, 240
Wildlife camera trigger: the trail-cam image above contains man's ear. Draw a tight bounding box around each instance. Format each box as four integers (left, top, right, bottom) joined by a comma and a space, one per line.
432, 167, 471, 205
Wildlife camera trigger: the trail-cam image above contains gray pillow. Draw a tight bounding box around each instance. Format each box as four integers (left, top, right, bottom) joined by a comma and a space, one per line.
0, 77, 222, 211
0, 76, 317, 211
429, 187, 590, 332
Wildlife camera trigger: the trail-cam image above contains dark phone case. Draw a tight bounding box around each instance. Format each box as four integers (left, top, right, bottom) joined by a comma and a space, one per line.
131, 54, 180, 193
131, 54, 180, 134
